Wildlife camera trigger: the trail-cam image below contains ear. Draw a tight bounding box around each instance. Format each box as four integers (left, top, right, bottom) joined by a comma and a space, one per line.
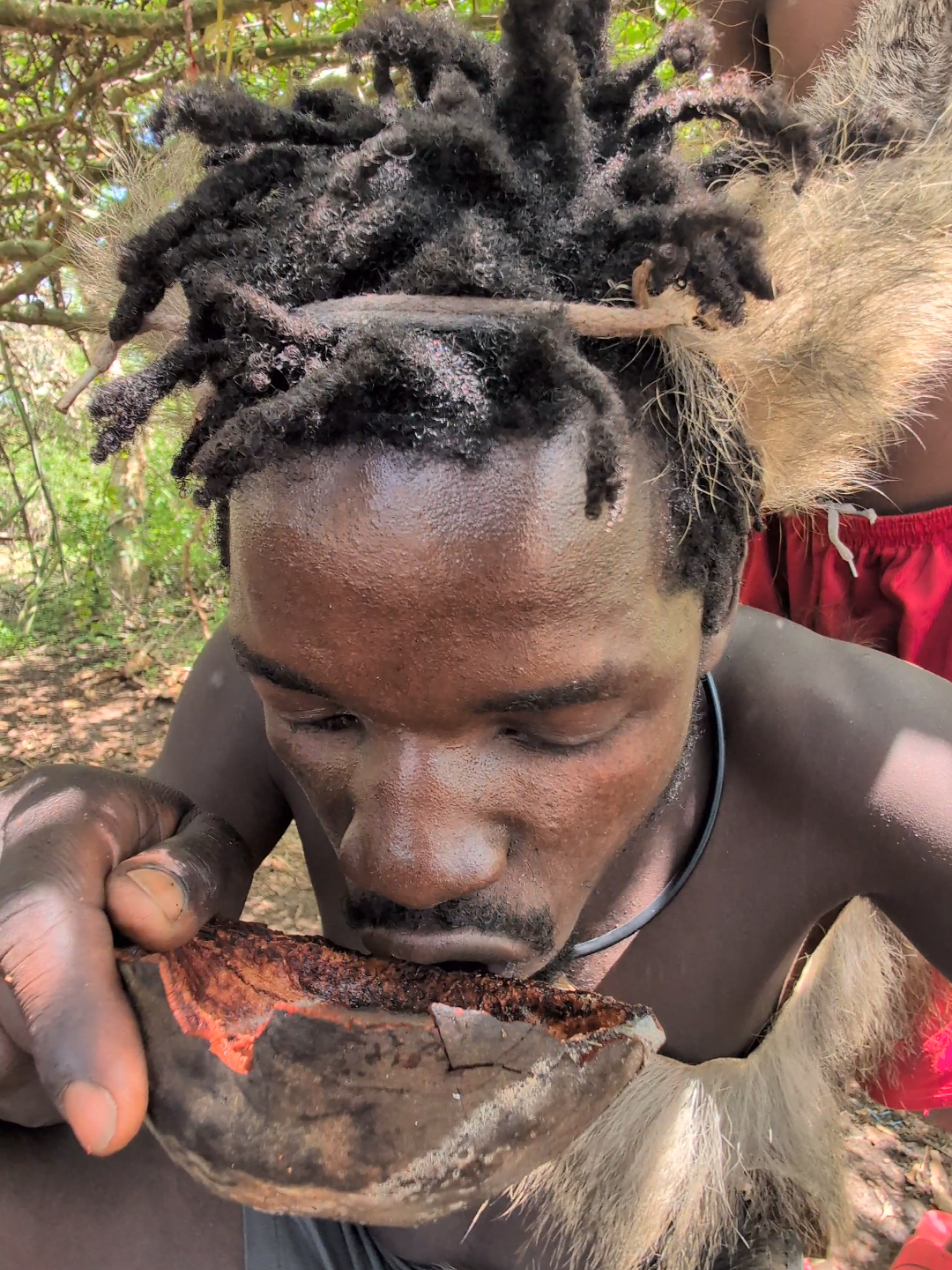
699, 569, 744, 674
700, 619, 734, 675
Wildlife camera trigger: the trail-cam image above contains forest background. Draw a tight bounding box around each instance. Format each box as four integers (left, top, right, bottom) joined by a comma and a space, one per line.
0, 0, 687, 673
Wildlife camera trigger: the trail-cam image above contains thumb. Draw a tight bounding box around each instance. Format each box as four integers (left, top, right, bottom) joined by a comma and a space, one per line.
106, 810, 255, 952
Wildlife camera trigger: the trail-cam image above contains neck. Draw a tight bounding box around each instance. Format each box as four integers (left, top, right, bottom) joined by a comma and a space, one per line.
568, 691, 714, 991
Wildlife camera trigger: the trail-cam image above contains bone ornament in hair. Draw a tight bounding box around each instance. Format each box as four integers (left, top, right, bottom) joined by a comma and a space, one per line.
56, 260, 705, 413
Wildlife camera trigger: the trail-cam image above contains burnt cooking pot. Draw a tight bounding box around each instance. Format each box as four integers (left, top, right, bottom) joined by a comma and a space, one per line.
119, 922, 662, 1226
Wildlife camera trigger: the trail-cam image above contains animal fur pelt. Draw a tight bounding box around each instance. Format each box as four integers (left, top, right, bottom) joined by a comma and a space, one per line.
670, 0, 952, 512
55, 140, 202, 413
512, 899, 928, 1270
68, 137, 199, 349
680, 128, 952, 511
800, 0, 952, 140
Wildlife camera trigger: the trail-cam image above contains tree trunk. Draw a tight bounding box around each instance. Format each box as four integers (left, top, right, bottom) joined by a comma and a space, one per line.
108, 434, 149, 604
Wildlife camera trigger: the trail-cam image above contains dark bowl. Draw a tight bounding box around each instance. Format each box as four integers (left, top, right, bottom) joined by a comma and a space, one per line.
119, 921, 662, 1226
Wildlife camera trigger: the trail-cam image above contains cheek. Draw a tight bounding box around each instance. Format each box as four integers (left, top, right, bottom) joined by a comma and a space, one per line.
508, 709, 688, 891
263, 714, 358, 836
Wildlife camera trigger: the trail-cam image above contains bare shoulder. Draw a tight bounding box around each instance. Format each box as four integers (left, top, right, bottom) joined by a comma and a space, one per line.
722, 606, 952, 860
0, 1119, 243, 1270
695, 0, 764, 73
725, 605, 952, 745
762, 0, 865, 90
723, 609, 952, 978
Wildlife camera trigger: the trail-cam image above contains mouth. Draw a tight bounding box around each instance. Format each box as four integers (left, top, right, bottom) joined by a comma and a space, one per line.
357, 928, 543, 976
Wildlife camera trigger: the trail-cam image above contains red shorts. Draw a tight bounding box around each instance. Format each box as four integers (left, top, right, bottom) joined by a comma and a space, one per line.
741, 504, 952, 1111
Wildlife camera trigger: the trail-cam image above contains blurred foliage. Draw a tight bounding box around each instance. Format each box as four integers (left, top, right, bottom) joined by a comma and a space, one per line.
0, 0, 688, 660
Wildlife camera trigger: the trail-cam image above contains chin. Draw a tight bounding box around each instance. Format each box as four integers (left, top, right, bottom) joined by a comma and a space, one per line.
529, 943, 576, 985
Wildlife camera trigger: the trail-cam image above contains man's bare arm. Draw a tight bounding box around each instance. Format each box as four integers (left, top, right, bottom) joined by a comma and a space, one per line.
149, 622, 291, 859
697, 0, 769, 76
862, 697, 952, 980
698, 0, 865, 94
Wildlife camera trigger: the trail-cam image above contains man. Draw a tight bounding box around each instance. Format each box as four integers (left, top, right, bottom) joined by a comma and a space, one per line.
706, 0, 952, 675
3, 3, 952, 1268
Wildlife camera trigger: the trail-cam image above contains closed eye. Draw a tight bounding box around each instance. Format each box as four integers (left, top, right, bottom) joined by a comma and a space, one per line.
499, 725, 604, 753
289, 713, 362, 734
497, 700, 630, 754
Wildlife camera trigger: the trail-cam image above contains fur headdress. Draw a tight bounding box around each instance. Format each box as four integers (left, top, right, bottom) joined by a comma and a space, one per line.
695, 0, 952, 510
512, 898, 927, 1270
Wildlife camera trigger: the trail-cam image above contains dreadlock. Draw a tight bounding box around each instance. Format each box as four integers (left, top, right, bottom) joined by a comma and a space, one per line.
89, 0, 815, 634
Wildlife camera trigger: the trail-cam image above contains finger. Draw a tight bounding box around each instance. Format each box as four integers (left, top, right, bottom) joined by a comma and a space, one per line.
106, 810, 256, 951
0, 770, 195, 1155
0, 1026, 59, 1129
0, 887, 148, 1155
0, 767, 190, 877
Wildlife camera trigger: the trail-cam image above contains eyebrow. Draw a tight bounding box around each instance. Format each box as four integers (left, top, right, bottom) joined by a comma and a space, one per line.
233, 637, 627, 715
474, 670, 626, 715
232, 637, 337, 698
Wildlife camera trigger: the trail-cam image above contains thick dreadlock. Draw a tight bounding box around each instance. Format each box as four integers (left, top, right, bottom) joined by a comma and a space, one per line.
89, 0, 815, 634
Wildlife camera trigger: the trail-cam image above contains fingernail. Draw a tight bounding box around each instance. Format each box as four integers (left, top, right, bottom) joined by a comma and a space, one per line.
61, 1081, 118, 1155
123, 868, 186, 923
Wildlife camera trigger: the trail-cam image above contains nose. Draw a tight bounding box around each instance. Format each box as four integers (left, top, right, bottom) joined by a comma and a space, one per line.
337, 733, 508, 910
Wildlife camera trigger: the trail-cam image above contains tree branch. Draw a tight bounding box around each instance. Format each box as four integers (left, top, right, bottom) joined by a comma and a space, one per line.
0, 331, 68, 582
0, 0, 272, 40
0, 303, 96, 334
1, 2, 500, 46
0, 432, 38, 571
2, 42, 161, 141
0, 239, 51, 263
0, 246, 70, 306
106, 60, 186, 108
253, 33, 338, 60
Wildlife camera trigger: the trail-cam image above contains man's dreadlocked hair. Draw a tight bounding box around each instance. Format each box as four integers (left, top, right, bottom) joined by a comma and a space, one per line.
88, 0, 815, 634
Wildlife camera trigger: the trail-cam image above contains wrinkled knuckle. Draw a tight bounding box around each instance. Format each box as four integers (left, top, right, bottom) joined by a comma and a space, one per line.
0, 773, 122, 863
179, 814, 254, 880
0, 885, 77, 1009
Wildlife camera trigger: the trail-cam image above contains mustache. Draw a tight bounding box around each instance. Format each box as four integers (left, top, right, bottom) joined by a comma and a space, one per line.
345, 891, 557, 957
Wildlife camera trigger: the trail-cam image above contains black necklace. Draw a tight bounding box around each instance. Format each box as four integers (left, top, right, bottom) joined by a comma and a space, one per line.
570, 672, 725, 960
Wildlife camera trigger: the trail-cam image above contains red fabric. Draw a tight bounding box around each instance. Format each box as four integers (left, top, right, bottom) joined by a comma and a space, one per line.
741, 506, 952, 1111
741, 504, 952, 677
888, 1211, 952, 1270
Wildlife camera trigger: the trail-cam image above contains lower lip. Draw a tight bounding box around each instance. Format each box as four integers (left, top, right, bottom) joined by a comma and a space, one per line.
358, 929, 538, 972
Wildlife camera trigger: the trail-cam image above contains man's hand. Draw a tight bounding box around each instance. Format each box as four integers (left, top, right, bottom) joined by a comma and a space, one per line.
0, 765, 256, 1155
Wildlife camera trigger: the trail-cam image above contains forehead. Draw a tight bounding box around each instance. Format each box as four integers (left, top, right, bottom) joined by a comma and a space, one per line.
230, 431, 663, 615
227, 433, 701, 701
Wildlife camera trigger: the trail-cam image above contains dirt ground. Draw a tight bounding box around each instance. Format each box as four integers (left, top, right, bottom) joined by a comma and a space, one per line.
0, 644, 321, 934
3, 643, 952, 1269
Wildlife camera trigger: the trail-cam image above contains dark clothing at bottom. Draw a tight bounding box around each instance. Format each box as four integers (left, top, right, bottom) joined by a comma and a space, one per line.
243, 1209, 444, 1270
243, 1208, 805, 1270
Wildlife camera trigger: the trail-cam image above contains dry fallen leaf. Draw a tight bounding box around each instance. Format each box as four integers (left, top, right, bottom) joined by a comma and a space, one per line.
928, 1151, 952, 1214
